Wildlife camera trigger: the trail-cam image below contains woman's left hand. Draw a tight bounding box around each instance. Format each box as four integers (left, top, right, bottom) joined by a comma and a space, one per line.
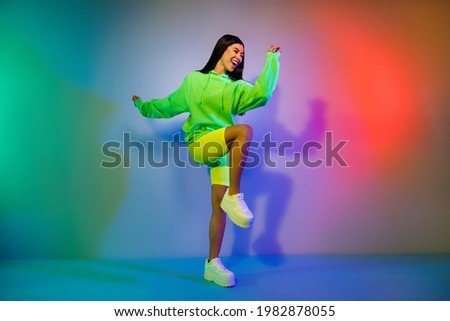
267, 45, 281, 53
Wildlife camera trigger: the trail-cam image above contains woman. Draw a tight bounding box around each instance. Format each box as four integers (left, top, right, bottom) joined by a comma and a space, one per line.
132, 34, 281, 287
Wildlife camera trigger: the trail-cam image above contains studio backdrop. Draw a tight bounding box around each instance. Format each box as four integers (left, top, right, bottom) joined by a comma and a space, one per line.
1, 0, 449, 259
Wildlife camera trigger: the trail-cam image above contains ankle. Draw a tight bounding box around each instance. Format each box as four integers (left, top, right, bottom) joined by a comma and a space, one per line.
228, 187, 240, 196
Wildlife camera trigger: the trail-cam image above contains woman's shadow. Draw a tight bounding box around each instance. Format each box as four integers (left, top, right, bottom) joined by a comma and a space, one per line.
230, 84, 328, 267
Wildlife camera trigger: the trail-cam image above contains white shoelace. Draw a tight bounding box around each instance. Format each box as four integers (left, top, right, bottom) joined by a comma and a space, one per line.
236, 194, 250, 212
211, 259, 227, 272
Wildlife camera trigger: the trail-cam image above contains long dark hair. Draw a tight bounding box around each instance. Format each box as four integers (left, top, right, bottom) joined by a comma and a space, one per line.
198, 34, 245, 81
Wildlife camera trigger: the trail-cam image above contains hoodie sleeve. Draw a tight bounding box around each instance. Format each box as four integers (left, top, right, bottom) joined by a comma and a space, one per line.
134, 75, 190, 118
233, 51, 280, 115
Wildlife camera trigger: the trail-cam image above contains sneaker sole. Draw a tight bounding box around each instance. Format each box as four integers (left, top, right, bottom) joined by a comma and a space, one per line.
204, 271, 235, 288
220, 201, 253, 229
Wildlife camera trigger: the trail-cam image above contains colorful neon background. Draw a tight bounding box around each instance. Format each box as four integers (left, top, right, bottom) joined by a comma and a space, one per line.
1, 0, 449, 260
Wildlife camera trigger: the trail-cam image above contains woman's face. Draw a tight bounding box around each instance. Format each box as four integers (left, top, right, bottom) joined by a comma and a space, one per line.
219, 43, 244, 73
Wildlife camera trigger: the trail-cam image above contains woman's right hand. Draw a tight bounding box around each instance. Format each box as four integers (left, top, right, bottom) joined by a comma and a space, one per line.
267, 45, 281, 53
132, 95, 141, 103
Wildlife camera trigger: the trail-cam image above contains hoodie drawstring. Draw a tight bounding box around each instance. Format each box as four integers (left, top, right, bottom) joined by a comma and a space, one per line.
222, 77, 229, 110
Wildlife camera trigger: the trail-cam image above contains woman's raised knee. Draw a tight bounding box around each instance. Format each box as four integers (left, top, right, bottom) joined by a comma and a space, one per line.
236, 124, 253, 140
225, 124, 253, 145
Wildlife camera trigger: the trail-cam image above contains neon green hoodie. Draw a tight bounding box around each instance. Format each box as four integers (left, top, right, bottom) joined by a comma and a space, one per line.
134, 51, 280, 144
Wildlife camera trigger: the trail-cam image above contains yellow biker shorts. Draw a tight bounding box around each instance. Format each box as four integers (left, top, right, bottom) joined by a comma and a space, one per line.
188, 127, 230, 186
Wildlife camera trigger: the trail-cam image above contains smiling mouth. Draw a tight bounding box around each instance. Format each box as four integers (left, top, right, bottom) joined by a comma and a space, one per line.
231, 60, 239, 67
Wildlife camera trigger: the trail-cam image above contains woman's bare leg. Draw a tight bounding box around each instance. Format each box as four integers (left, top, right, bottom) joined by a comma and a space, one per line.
224, 124, 253, 195
208, 184, 228, 260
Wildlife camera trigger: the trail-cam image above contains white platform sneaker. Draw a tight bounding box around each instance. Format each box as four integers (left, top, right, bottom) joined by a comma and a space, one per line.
204, 258, 235, 287
220, 188, 254, 228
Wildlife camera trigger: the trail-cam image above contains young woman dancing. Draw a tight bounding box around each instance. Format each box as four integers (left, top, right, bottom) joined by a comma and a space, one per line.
132, 34, 281, 287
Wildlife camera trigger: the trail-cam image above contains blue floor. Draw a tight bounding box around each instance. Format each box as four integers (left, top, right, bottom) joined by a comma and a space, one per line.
1, 254, 449, 301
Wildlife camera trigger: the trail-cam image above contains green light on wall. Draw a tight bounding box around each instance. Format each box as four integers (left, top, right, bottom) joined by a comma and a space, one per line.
0, 23, 127, 259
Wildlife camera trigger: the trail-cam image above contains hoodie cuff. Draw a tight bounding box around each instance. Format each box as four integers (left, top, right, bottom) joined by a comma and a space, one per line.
266, 51, 281, 59
134, 98, 143, 109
